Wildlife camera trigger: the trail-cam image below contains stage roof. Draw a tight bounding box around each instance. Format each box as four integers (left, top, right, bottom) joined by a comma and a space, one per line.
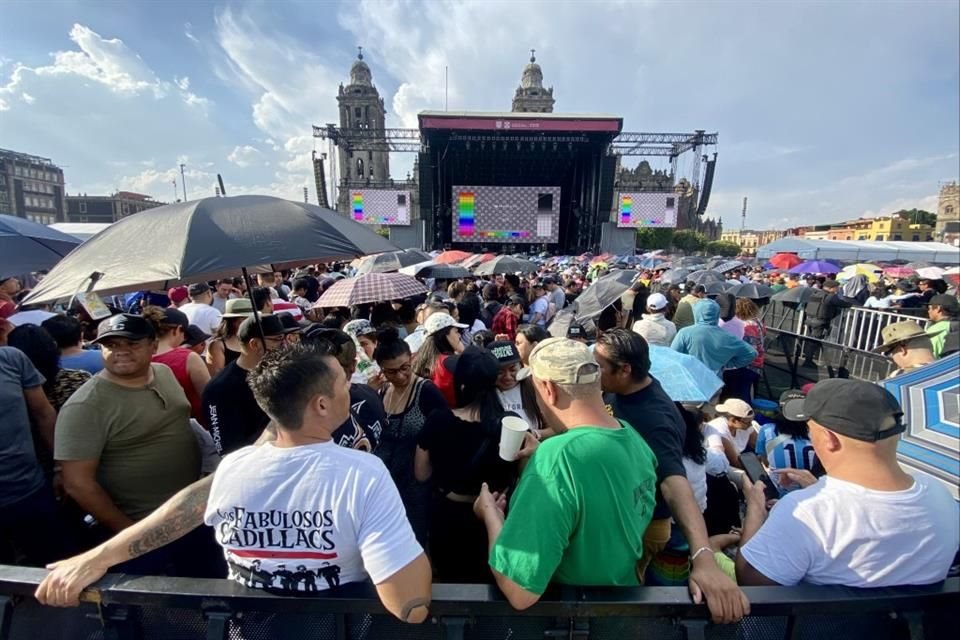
419, 110, 623, 133
756, 237, 960, 264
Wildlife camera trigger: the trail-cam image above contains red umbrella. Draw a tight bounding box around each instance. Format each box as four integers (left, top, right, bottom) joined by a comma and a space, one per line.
435, 250, 473, 264
315, 272, 427, 308
769, 253, 803, 270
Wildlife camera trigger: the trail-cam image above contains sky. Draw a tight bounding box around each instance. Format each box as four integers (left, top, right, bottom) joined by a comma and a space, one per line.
1, 0, 957, 230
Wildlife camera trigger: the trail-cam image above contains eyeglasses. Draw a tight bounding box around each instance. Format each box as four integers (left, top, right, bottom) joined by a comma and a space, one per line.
382, 363, 412, 376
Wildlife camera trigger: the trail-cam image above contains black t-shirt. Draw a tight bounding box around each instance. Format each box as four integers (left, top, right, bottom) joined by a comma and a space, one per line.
417, 407, 516, 496
331, 384, 386, 452
605, 378, 687, 520
203, 361, 270, 456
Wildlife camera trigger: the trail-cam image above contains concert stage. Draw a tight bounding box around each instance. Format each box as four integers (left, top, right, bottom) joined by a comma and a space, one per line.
417, 111, 622, 254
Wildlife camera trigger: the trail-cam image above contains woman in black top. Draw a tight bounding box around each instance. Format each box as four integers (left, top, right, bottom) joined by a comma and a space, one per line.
416, 346, 518, 582
374, 329, 448, 549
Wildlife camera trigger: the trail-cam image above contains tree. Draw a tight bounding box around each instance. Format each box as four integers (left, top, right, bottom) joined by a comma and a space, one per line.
705, 240, 741, 257
635, 227, 674, 251
671, 229, 707, 254
894, 209, 937, 227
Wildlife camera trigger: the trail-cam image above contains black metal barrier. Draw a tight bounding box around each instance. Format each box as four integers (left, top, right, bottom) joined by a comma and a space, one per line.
0, 566, 956, 640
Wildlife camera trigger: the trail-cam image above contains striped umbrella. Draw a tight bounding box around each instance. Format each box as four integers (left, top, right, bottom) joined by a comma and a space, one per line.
315, 272, 427, 308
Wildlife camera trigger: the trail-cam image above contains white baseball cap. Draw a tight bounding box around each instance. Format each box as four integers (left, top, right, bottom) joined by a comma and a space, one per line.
424, 312, 468, 336
715, 398, 755, 419
646, 293, 669, 311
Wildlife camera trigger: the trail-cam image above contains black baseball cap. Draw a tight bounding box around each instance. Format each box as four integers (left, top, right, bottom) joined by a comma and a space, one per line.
188, 282, 211, 297
926, 294, 959, 314
567, 323, 592, 340
93, 314, 157, 344
238, 315, 298, 342
793, 379, 905, 442
488, 340, 521, 366
183, 324, 210, 347
779, 388, 807, 421
162, 307, 189, 330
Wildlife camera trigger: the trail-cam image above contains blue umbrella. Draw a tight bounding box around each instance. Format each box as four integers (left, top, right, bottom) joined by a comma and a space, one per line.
883, 353, 960, 501
1, 213, 82, 276
788, 260, 840, 274
649, 345, 724, 403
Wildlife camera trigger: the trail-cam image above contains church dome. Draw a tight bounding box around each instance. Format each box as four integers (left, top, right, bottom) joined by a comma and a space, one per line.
349, 49, 373, 87
520, 52, 544, 90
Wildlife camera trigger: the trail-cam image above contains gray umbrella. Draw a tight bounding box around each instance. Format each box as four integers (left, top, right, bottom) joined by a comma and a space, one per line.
727, 281, 774, 301
1, 214, 82, 277
357, 249, 433, 274
22, 195, 399, 304
473, 255, 538, 276
686, 270, 726, 286
713, 260, 745, 274
571, 269, 637, 321
414, 264, 472, 279
659, 268, 692, 285
771, 286, 817, 306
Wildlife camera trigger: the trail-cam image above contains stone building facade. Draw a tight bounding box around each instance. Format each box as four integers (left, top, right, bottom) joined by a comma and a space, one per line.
936, 181, 959, 246
511, 52, 555, 113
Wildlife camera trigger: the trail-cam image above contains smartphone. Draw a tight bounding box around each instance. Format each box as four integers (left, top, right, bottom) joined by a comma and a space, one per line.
739, 452, 781, 501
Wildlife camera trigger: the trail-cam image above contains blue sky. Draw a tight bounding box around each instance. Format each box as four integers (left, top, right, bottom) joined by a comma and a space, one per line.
1, 0, 957, 229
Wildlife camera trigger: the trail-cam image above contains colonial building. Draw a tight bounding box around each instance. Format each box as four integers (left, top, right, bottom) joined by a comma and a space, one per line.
719, 229, 786, 255
511, 51, 555, 113
0, 147, 66, 224
65, 191, 165, 224
936, 181, 959, 246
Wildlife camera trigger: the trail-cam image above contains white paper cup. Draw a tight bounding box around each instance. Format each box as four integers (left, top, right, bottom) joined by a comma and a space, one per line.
499, 416, 529, 461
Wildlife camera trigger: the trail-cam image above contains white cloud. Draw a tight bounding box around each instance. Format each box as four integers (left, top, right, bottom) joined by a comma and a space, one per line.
227, 144, 262, 168
184, 22, 199, 44
174, 76, 190, 91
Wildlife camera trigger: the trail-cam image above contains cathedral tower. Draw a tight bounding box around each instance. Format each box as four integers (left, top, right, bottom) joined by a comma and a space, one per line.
337, 47, 390, 183
511, 50, 555, 113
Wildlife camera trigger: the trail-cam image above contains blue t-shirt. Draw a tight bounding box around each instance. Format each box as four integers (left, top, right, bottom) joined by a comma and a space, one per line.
0, 347, 46, 506
755, 423, 815, 472
61, 349, 104, 374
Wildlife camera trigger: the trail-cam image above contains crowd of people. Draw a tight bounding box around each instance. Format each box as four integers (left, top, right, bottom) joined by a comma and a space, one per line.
0, 256, 957, 628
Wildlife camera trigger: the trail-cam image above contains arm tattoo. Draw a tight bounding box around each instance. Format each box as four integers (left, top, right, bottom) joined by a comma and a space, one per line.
400, 597, 431, 622
126, 476, 212, 559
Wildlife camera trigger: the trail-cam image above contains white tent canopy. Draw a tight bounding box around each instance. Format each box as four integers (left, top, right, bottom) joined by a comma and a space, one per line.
756, 237, 960, 264
49, 222, 113, 242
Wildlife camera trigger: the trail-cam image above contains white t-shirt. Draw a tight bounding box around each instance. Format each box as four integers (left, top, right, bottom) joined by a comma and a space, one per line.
496, 384, 534, 428
205, 440, 423, 593
529, 295, 549, 326
683, 457, 708, 512
741, 474, 959, 587
705, 416, 755, 456
180, 302, 223, 335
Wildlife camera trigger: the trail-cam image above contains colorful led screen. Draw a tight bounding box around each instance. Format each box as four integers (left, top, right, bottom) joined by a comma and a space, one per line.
615, 192, 678, 229
347, 190, 412, 226
451, 185, 560, 244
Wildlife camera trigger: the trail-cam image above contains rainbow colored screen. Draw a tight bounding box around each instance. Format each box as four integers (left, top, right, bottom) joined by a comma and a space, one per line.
451, 185, 560, 244
616, 192, 678, 229
347, 190, 411, 226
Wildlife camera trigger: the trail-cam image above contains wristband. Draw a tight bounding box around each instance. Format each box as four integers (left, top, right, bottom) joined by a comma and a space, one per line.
690, 546, 712, 563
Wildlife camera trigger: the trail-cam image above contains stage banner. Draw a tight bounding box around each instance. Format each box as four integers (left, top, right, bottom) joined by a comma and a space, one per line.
615, 192, 678, 229
452, 185, 560, 244
349, 189, 412, 226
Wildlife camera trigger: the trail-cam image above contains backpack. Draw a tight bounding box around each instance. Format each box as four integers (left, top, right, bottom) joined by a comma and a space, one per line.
803, 289, 834, 327
480, 300, 502, 329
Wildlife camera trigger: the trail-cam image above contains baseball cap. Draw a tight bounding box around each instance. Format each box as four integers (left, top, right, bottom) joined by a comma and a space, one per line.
779, 389, 808, 422
542, 276, 557, 285
167, 286, 189, 305
871, 320, 929, 354
161, 307, 189, 330
343, 319, 377, 339
93, 314, 157, 344
238, 315, 298, 342
715, 398, 754, 419
566, 323, 590, 340
222, 298, 257, 318
646, 292, 668, 311
927, 294, 959, 314
794, 379, 905, 442
488, 340, 521, 367
442, 346, 500, 404
424, 312, 468, 336
529, 337, 600, 385
188, 282, 211, 297
508, 294, 526, 307
183, 325, 210, 347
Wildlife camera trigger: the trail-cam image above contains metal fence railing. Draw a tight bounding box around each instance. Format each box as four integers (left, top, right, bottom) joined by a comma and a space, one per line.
0, 566, 956, 640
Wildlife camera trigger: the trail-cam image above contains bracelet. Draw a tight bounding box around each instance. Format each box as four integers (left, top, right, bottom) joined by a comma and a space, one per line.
690, 546, 712, 563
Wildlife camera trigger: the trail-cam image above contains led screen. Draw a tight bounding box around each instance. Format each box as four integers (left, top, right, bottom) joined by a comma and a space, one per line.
452, 185, 560, 243
349, 189, 411, 226
616, 192, 678, 228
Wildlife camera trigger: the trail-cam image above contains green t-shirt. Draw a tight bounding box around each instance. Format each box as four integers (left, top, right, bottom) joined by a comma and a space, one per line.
55, 364, 201, 520
489, 421, 658, 594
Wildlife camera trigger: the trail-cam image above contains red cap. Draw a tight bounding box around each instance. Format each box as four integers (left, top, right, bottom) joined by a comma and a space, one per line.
167, 286, 189, 305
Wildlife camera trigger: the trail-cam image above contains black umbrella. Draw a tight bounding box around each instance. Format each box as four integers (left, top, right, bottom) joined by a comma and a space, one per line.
572, 269, 637, 321
704, 281, 730, 296
22, 195, 399, 304
712, 260, 745, 274
672, 256, 705, 268
357, 249, 433, 274
771, 286, 817, 306
686, 270, 726, 285
1, 214, 82, 276
659, 268, 692, 285
473, 255, 538, 276
414, 264, 472, 279
727, 282, 774, 300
